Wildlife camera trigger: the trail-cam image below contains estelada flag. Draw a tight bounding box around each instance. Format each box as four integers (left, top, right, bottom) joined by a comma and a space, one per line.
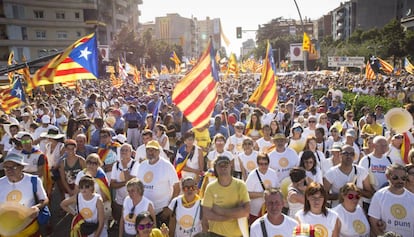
172, 39, 219, 128
29, 33, 99, 91
249, 40, 278, 113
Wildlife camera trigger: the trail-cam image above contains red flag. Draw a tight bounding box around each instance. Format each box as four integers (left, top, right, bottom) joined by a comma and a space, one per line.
172, 40, 219, 128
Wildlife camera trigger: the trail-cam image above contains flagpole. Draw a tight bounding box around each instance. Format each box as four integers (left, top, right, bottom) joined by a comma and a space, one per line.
293, 0, 307, 72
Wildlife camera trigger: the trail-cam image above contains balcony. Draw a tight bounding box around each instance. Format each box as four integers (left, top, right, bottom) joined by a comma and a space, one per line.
0, 39, 76, 47
0, 18, 91, 28
116, 0, 127, 8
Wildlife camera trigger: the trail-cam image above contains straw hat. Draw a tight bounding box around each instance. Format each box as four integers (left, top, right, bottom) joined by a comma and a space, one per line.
40, 128, 65, 139
0, 202, 36, 236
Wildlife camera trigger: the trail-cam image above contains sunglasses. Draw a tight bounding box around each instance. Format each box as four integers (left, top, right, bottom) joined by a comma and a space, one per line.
347, 193, 360, 200
391, 175, 408, 181
86, 161, 99, 165
136, 222, 153, 231
183, 185, 196, 191
3, 166, 19, 171
80, 185, 91, 189
308, 121, 316, 123
394, 135, 403, 139
20, 139, 31, 144
342, 151, 355, 157
128, 206, 135, 219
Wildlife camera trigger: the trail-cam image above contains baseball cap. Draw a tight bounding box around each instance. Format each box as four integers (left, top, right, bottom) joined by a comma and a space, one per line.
146, 140, 160, 150
234, 121, 244, 128
41, 115, 51, 124
330, 142, 343, 151
3, 153, 28, 166
214, 156, 230, 165
14, 131, 33, 141
345, 129, 356, 137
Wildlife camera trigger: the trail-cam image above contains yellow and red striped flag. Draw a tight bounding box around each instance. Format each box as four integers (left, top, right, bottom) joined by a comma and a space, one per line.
405, 58, 414, 74
365, 61, 376, 80
7, 51, 15, 84
0, 78, 26, 113
172, 39, 219, 128
378, 58, 393, 74
132, 66, 141, 84
29, 33, 98, 91
226, 53, 239, 79
249, 40, 278, 113
169, 51, 181, 65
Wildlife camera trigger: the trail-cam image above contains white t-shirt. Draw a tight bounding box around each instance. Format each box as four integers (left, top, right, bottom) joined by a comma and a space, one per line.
256, 137, 273, 154
324, 164, 369, 207
246, 168, 280, 216
110, 160, 139, 205
168, 197, 202, 237
0, 174, 47, 207
250, 214, 298, 237
333, 204, 370, 237
122, 196, 153, 235
268, 147, 299, 181
295, 209, 339, 237
369, 188, 414, 237
239, 151, 259, 175
387, 145, 404, 165
135, 158, 179, 214
359, 154, 392, 192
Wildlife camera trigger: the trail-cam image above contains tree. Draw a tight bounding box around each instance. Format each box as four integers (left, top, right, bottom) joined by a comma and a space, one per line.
381, 19, 406, 65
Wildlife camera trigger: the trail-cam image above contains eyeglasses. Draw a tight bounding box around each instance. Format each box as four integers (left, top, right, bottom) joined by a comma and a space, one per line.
347, 193, 360, 200
183, 185, 196, 191
308, 196, 324, 201
86, 161, 99, 166
128, 206, 135, 219
258, 162, 269, 166
391, 175, 408, 181
342, 151, 355, 157
3, 166, 19, 171
20, 139, 31, 144
80, 185, 91, 189
136, 222, 153, 231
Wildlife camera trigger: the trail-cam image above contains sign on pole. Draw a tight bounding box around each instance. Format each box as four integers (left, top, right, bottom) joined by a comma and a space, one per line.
328, 56, 365, 68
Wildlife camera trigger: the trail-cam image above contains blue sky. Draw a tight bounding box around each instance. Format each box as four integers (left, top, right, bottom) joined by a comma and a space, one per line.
140, 0, 345, 55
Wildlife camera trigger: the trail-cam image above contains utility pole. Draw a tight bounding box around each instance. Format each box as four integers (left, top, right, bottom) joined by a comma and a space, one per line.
293, 0, 308, 72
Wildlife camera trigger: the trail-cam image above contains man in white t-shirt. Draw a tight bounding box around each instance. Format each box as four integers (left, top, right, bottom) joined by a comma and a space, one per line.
369, 164, 414, 236
324, 144, 373, 207
359, 135, 392, 212
134, 140, 179, 227
250, 188, 298, 237
268, 133, 300, 181
110, 143, 139, 226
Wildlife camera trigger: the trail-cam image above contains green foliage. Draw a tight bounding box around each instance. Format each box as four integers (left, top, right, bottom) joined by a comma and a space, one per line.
312, 89, 402, 119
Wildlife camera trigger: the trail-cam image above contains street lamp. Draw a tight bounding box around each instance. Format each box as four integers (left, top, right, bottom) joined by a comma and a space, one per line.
293, 0, 307, 71
272, 48, 281, 71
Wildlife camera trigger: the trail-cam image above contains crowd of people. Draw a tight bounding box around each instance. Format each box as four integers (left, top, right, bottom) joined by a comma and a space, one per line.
1, 72, 414, 237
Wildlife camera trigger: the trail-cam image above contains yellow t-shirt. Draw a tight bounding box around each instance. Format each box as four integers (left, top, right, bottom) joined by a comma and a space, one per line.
361, 123, 383, 147
192, 128, 211, 155
202, 178, 250, 237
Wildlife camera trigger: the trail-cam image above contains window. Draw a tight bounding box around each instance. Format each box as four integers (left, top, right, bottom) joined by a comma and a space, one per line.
34, 10, 44, 19
57, 31, 68, 39
75, 12, 80, 19
35, 30, 46, 39
56, 12, 65, 19
21, 27, 27, 40
76, 31, 81, 37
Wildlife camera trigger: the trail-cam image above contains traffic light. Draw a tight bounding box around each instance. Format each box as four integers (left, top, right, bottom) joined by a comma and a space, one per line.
236, 27, 242, 38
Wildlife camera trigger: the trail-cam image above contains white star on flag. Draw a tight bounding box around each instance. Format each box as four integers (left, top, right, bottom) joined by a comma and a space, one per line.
79, 47, 92, 60
14, 87, 22, 99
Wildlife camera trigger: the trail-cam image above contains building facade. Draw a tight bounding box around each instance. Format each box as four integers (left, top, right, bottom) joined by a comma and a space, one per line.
0, 0, 142, 67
